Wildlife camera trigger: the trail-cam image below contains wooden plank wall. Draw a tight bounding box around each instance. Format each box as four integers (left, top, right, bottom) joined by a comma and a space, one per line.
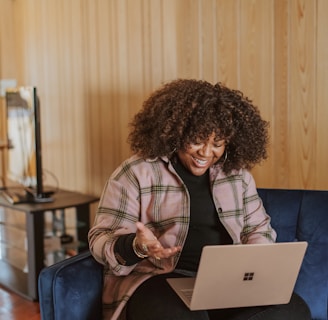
0, 0, 327, 196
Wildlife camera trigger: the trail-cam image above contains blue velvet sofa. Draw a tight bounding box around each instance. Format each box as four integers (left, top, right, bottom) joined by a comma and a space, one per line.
38, 188, 328, 320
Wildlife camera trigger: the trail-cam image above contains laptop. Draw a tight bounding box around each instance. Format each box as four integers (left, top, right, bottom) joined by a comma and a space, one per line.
166, 242, 307, 310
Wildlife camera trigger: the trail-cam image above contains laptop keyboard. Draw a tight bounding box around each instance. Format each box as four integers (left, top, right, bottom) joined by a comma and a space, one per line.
181, 289, 193, 302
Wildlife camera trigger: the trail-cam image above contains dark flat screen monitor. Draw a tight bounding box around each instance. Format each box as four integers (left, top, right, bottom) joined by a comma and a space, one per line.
4, 86, 53, 203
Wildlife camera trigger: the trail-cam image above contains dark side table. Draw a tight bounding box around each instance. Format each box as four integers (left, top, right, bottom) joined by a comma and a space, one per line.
0, 189, 99, 300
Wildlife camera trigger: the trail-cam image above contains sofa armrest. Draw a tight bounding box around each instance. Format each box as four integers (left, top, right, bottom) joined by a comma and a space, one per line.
38, 250, 103, 320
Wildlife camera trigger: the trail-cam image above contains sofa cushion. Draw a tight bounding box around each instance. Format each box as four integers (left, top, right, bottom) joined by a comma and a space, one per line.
257, 189, 303, 242
296, 191, 328, 320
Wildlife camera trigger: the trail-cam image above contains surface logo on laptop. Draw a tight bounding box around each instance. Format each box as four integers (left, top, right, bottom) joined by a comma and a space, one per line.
243, 272, 255, 281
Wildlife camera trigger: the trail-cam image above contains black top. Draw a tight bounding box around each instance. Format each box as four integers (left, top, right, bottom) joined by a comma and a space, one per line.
173, 158, 232, 271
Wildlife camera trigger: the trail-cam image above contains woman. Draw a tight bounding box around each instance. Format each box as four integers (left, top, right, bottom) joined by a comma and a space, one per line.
88, 79, 311, 320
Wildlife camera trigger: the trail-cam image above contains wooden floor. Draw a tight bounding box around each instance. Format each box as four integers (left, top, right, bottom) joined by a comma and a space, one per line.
0, 285, 41, 320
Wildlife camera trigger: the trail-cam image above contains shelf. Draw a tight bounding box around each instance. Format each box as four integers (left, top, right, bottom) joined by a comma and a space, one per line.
0, 188, 99, 300
0, 242, 27, 272
0, 238, 88, 274
0, 223, 27, 251
44, 244, 85, 267
0, 206, 25, 228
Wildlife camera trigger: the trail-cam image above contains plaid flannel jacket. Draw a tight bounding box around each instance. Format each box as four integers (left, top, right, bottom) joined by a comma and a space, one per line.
88, 155, 276, 319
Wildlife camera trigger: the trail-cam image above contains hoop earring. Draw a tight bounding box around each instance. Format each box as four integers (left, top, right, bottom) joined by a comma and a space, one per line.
221, 150, 228, 165
168, 147, 177, 159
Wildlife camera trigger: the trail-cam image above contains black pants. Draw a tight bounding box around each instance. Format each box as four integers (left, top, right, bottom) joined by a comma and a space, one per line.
126, 273, 311, 320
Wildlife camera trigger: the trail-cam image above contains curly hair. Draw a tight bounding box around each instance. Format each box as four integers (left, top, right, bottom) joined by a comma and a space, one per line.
128, 79, 269, 174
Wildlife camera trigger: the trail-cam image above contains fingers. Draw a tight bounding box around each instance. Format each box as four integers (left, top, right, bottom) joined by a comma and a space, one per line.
135, 222, 181, 260
150, 245, 182, 260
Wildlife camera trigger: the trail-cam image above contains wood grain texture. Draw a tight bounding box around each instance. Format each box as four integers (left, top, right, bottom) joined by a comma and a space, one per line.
0, 0, 327, 193
289, 0, 316, 188
238, 0, 275, 186
315, 0, 328, 190
214, 0, 239, 87
271, 0, 290, 187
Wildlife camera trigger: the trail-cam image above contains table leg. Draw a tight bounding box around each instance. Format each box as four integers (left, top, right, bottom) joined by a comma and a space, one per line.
75, 204, 90, 252
26, 211, 44, 300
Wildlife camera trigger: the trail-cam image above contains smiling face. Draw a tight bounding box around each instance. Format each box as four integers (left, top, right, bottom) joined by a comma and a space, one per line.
177, 132, 226, 176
